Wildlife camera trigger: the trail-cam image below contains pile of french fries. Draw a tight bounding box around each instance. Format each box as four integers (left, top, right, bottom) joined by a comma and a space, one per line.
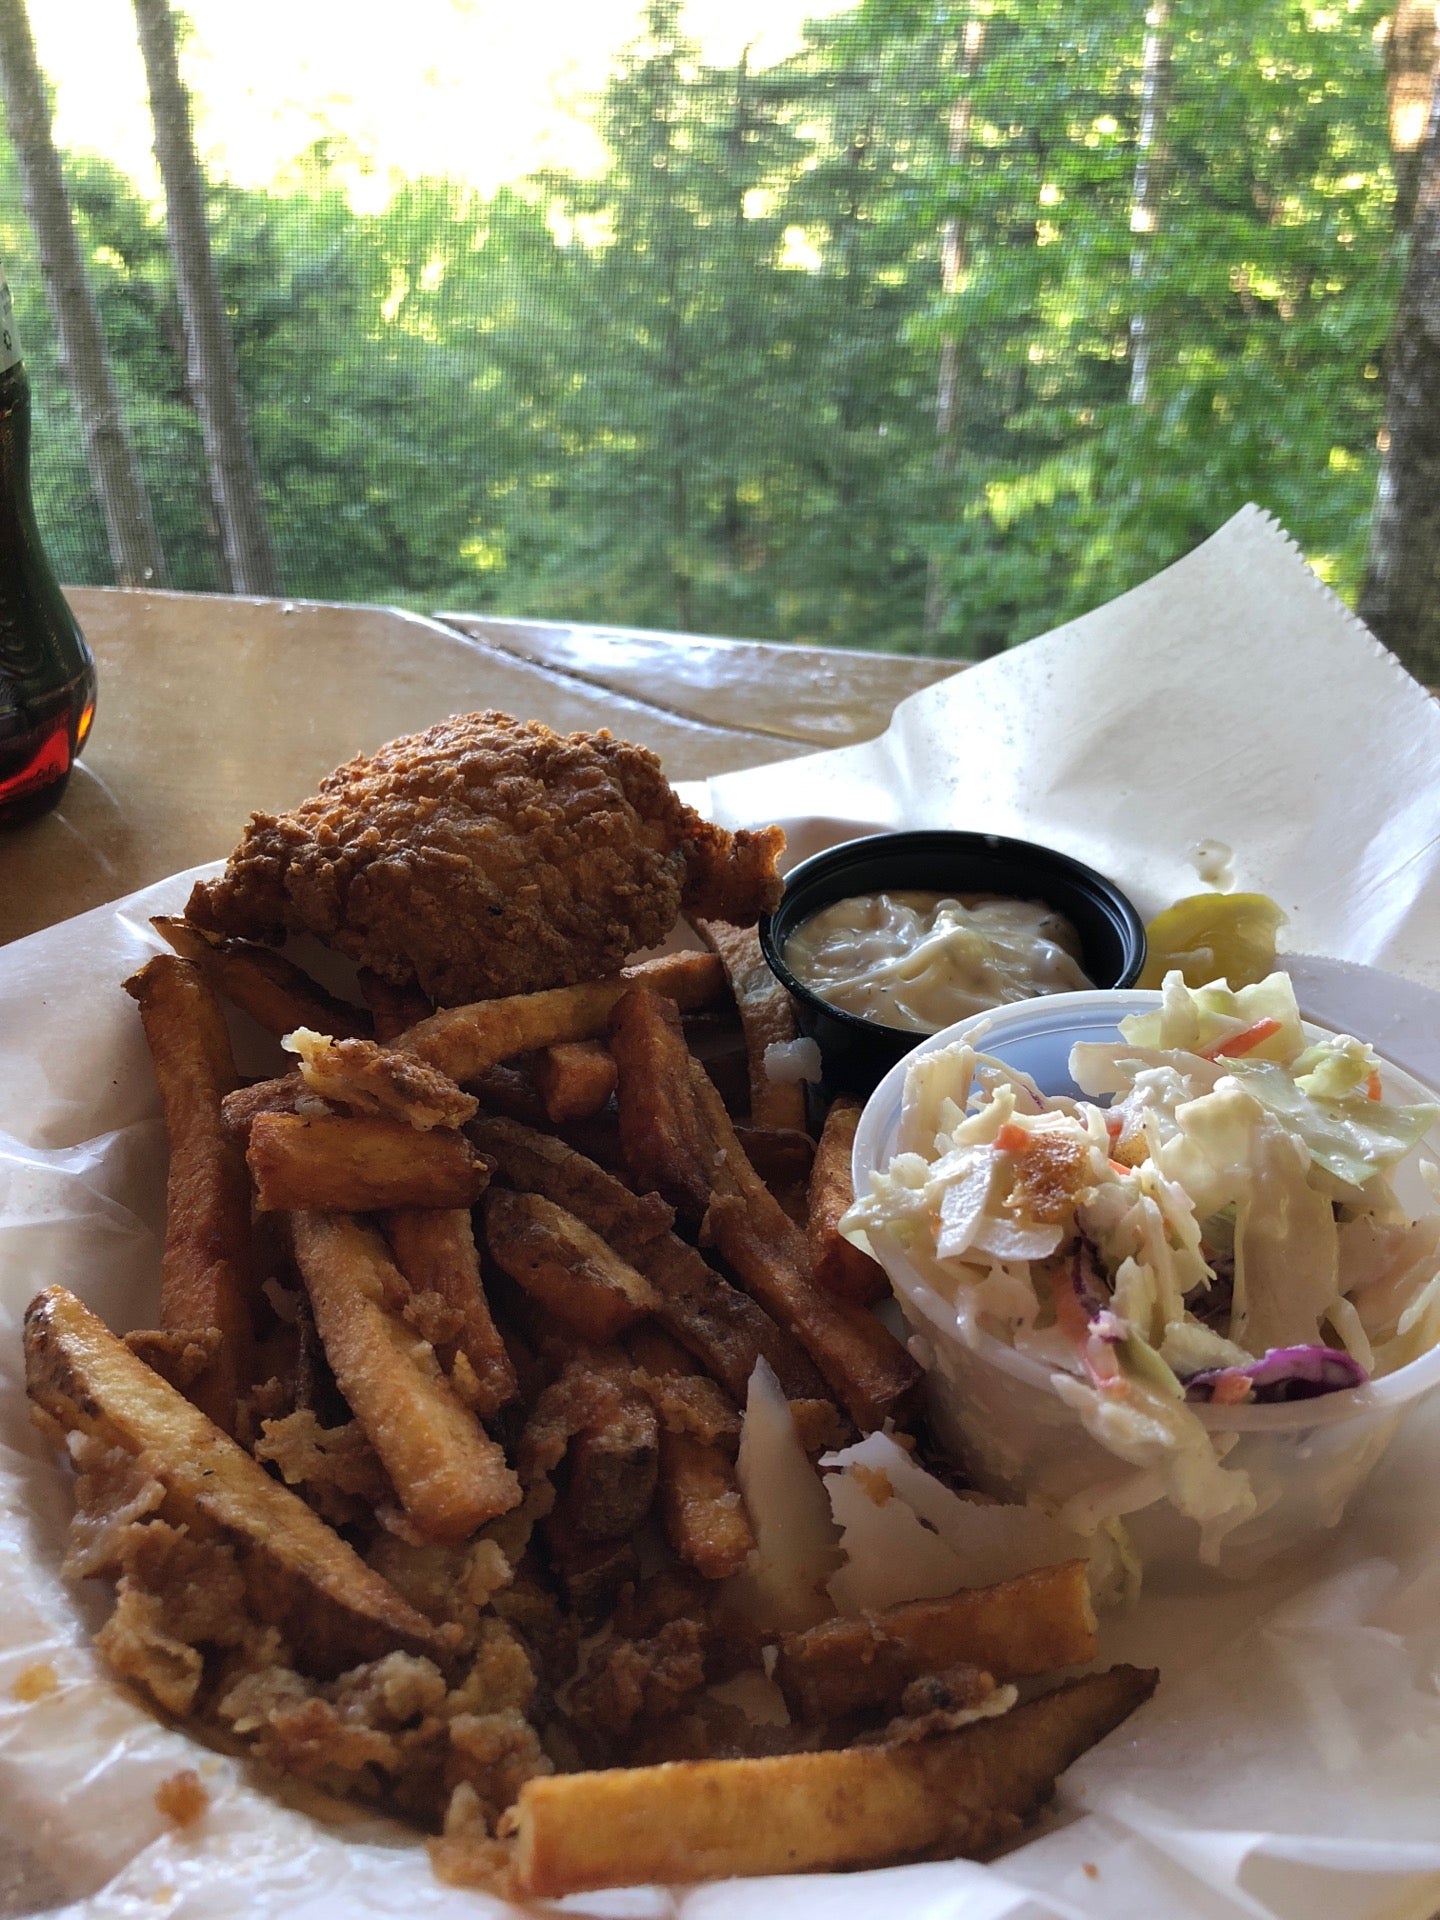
23, 905, 1154, 1897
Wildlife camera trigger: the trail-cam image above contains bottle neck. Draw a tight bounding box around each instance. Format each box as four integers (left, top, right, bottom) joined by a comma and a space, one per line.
0, 358, 36, 530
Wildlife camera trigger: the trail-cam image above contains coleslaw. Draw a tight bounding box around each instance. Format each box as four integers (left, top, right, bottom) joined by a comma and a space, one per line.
845, 973, 1440, 1558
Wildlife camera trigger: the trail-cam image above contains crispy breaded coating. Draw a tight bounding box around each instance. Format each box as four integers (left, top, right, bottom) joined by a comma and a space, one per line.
285, 1028, 478, 1130
186, 713, 784, 1007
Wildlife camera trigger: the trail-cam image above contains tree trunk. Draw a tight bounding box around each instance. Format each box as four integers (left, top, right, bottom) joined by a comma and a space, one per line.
1386, 0, 1437, 236
1128, 0, 1172, 407
923, 13, 986, 650
131, 0, 278, 594
0, 0, 165, 586
1358, 59, 1440, 683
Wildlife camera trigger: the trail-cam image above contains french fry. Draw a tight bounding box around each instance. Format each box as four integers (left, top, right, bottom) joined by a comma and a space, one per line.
471, 1115, 829, 1404
734, 1125, 815, 1190
640, 1232, 831, 1407
123, 954, 254, 1434
399, 950, 726, 1082
221, 1071, 305, 1142
483, 1189, 660, 1344
774, 1561, 1098, 1722
655, 1431, 754, 1581
543, 1503, 640, 1629
609, 987, 715, 1221
808, 1094, 889, 1306
626, 1324, 740, 1445
629, 1326, 754, 1581
475, 1059, 565, 1125
289, 1212, 521, 1542
690, 1066, 920, 1431
247, 1111, 490, 1212
537, 1040, 618, 1123
565, 1391, 660, 1542
23, 1285, 450, 1673
468, 1116, 673, 1260
737, 1124, 814, 1227
382, 1207, 518, 1417
151, 916, 371, 1040
609, 987, 915, 1427
510, 1663, 1157, 1895
694, 919, 806, 1130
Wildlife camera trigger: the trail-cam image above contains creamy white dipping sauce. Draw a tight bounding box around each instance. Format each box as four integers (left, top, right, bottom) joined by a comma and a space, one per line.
783, 890, 1093, 1033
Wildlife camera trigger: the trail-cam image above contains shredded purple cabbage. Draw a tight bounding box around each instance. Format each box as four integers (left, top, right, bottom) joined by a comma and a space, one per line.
1184, 1345, 1369, 1405
1185, 1250, 1235, 1331
1071, 1241, 1110, 1321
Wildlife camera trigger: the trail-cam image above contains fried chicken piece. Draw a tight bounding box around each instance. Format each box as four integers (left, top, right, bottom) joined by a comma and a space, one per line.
186, 714, 785, 1007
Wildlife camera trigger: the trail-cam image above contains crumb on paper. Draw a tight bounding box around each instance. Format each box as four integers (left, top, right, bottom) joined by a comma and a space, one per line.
850, 1463, 894, 1507
154, 1768, 209, 1827
12, 1662, 58, 1702
1189, 838, 1234, 890
763, 1037, 822, 1085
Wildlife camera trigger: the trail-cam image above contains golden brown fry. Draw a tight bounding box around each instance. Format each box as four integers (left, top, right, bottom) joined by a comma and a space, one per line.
286, 1029, 478, 1130
706, 1190, 917, 1436
24, 1286, 449, 1672
123, 954, 254, 1434
471, 1116, 828, 1404
655, 1431, 754, 1581
808, 1094, 888, 1307
608, 988, 910, 1426
694, 919, 805, 1131
638, 1233, 831, 1408
247, 1111, 490, 1212
511, 1663, 1156, 1895
150, 916, 370, 1040
537, 1040, 618, 1123
123, 1326, 225, 1395
483, 1190, 660, 1345
383, 1208, 518, 1417
625, 1327, 753, 1581
221, 1072, 306, 1142
399, 950, 726, 1082
609, 987, 715, 1221
775, 1561, 1098, 1723
626, 1324, 740, 1446
543, 1505, 640, 1629
289, 1212, 521, 1543
693, 1079, 919, 1430
734, 1125, 815, 1189
468, 1116, 673, 1258
737, 1124, 813, 1227
565, 1393, 660, 1542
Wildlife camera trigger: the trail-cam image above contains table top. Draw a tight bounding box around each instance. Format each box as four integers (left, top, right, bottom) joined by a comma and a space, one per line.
0, 588, 956, 948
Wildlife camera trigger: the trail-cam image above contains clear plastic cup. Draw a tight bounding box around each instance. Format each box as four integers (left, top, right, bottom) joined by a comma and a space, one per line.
851, 991, 1440, 1580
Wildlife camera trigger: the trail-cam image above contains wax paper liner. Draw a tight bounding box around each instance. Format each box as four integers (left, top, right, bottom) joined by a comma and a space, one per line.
6, 507, 1440, 1919
685, 505, 1440, 994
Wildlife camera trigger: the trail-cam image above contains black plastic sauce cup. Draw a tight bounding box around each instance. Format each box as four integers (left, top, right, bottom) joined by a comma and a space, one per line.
758, 829, 1148, 1098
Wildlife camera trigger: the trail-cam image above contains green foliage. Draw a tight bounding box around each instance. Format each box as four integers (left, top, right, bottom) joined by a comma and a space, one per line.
0, 0, 1403, 652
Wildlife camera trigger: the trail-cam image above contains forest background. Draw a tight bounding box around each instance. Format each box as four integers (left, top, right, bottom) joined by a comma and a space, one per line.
0, 0, 1434, 670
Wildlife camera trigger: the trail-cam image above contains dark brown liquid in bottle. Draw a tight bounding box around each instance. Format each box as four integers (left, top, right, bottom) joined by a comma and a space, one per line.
0, 346, 97, 828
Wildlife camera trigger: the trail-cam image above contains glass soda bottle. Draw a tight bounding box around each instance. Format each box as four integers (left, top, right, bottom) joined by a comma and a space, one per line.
0, 261, 97, 827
